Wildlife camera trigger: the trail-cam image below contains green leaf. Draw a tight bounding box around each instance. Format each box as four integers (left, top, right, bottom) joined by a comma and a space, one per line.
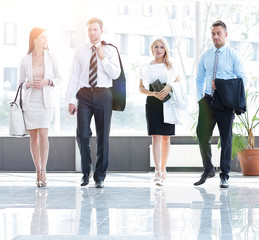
231, 134, 248, 159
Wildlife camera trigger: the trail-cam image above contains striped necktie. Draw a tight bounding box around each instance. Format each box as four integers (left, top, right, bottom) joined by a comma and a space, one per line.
89, 46, 97, 87
212, 49, 219, 95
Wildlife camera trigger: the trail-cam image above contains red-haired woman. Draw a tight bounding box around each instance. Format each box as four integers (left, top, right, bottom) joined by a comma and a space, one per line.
20, 28, 61, 187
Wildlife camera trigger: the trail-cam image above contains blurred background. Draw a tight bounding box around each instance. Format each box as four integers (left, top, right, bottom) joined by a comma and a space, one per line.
0, 0, 258, 136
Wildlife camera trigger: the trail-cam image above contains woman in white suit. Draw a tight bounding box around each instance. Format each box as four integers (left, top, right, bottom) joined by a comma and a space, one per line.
20, 28, 61, 187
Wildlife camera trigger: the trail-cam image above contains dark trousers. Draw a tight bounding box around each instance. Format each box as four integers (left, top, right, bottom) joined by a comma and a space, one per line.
76, 87, 113, 182
196, 96, 235, 180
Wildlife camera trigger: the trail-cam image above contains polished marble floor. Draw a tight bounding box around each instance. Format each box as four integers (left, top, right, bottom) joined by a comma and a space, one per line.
0, 172, 259, 240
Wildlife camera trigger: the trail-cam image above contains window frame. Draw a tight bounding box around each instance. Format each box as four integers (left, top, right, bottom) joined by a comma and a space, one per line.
4, 22, 17, 45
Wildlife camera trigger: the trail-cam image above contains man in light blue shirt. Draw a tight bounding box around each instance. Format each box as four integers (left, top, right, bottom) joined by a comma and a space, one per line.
194, 20, 247, 188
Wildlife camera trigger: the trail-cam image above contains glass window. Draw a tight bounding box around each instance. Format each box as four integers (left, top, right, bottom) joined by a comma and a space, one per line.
232, 12, 241, 24
118, 5, 128, 15
142, 5, 153, 17
140, 35, 151, 56
230, 41, 241, 51
59, 31, 76, 49
249, 43, 258, 61
255, 43, 259, 62
183, 5, 190, 17
117, 34, 128, 55
4, 68, 17, 91
168, 5, 176, 19
164, 36, 173, 56
4, 22, 17, 45
186, 38, 194, 58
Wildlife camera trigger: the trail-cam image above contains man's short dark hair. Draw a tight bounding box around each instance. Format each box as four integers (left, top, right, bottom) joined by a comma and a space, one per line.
87, 18, 103, 29
211, 20, 227, 31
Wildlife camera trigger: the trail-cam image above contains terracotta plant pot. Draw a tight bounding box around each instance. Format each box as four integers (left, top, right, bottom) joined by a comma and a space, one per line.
238, 149, 259, 176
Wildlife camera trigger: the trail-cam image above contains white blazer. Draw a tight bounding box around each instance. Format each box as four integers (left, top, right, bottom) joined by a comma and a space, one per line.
163, 82, 188, 125
19, 50, 61, 111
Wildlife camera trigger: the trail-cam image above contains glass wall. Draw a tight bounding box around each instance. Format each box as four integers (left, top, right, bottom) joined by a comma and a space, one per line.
0, 0, 258, 136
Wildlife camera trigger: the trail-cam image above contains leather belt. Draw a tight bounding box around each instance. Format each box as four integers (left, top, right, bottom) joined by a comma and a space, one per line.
205, 93, 213, 99
84, 87, 106, 92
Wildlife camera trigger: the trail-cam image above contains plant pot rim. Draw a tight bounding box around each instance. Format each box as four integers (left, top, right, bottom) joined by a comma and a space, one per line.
238, 148, 259, 154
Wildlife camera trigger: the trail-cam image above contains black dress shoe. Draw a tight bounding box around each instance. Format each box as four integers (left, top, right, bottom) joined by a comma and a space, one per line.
95, 180, 104, 188
81, 174, 89, 186
194, 171, 215, 186
220, 179, 229, 188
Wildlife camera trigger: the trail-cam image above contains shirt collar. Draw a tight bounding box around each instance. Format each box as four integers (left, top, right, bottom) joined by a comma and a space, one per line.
213, 44, 227, 53
89, 41, 101, 49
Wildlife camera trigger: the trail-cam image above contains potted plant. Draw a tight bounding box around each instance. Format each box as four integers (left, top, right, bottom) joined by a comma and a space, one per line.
231, 89, 259, 175
191, 89, 258, 175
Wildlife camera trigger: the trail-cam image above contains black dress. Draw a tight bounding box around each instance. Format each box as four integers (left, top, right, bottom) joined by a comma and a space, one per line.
145, 84, 175, 136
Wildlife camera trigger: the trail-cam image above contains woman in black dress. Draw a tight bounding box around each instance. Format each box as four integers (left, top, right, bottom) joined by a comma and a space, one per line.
139, 38, 180, 185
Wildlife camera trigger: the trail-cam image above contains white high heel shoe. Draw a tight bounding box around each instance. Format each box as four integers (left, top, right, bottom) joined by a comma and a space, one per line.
154, 170, 161, 183
154, 171, 161, 186
156, 171, 166, 186
36, 171, 41, 187
158, 171, 167, 186
40, 170, 47, 187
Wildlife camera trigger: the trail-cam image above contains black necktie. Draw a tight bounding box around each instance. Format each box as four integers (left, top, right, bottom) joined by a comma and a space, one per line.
89, 46, 97, 87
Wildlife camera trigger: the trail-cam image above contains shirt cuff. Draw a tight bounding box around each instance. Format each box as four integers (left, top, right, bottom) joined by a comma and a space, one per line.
69, 98, 77, 105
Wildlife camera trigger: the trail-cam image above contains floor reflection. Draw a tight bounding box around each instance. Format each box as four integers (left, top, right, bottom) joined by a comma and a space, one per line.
0, 172, 259, 240
227, 187, 259, 239
219, 189, 233, 240
153, 188, 171, 240
195, 187, 233, 240
195, 187, 215, 239
30, 188, 49, 235
77, 188, 109, 235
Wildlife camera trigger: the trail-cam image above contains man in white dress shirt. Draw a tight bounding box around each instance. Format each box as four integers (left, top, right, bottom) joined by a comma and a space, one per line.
68, 18, 120, 188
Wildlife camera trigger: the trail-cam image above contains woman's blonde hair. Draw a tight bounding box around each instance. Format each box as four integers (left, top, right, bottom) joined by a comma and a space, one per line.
151, 38, 172, 69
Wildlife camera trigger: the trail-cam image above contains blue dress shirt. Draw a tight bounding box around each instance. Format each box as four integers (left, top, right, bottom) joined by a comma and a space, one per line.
196, 44, 247, 101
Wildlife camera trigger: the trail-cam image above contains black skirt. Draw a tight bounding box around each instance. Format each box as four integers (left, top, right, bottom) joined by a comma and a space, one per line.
145, 84, 175, 136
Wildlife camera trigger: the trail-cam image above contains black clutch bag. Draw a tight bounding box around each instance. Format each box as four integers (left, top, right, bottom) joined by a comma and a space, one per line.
151, 79, 171, 103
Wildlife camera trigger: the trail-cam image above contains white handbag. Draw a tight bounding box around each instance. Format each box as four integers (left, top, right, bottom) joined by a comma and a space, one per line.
9, 82, 28, 137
